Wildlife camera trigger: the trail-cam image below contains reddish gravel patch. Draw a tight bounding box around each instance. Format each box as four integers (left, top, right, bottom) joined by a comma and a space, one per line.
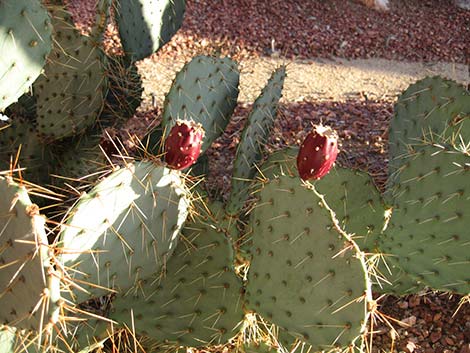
157, 0, 470, 63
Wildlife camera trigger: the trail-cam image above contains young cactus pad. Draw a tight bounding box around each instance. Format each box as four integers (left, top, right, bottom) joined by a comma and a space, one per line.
387, 76, 470, 197
0, 0, 53, 112
109, 201, 245, 347
34, 6, 107, 141
245, 176, 371, 351
115, 0, 186, 62
381, 144, 470, 294
59, 161, 190, 303
226, 66, 286, 216
146, 55, 239, 155
0, 177, 59, 332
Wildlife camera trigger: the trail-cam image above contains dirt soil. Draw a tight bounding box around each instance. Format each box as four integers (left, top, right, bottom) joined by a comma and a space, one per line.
65, 0, 470, 352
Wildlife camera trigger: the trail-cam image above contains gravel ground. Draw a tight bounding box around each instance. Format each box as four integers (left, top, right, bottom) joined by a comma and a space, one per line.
155, 0, 470, 63
64, 0, 470, 352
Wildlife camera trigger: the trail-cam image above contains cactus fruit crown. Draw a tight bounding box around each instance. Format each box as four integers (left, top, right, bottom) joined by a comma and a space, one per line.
164, 119, 205, 170
296, 124, 339, 181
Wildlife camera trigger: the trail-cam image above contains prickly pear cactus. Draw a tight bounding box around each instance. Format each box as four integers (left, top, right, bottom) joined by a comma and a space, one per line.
0, 0, 53, 112
381, 144, 470, 294
146, 55, 239, 156
59, 160, 190, 303
256, 148, 386, 251
115, 0, 186, 62
246, 176, 371, 351
34, 6, 107, 141
226, 66, 286, 215
109, 201, 245, 347
387, 76, 470, 197
0, 176, 60, 332
101, 56, 143, 127
258, 147, 298, 180
0, 118, 53, 184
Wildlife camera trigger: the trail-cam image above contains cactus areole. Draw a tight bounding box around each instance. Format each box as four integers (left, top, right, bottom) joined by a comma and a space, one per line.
297, 124, 339, 181
165, 120, 205, 170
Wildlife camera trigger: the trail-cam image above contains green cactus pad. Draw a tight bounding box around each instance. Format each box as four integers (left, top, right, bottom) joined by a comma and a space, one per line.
381, 145, 470, 294
5, 93, 37, 121
0, 177, 60, 331
50, 130, 107, 185
0, 0, 53, 112
59, 161, 190, 303
226, 67, 286, 216
258, 147, 298, 180
57, 317, 111, 353
388, 76, 470, 198
146, 55, 239, 156
246, 176, 370, 351
315, 167, 387, 252
256, 148, 386, 251
0, 119, 53, 184
372, 265, 425, 296
34, 6, 107, 141
115, 0, 185, 62
110, 201, 245, 347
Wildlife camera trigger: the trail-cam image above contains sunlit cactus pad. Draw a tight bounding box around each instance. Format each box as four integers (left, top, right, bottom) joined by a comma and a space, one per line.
0, 177, 58, 331
110, 201, 245, 347
0, 0, 53, 111
115, 0, 185, 61
59, 161, 189, 303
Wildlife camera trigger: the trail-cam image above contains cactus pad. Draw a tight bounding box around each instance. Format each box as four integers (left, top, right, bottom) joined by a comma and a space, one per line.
388, 76, 470, 196
0, 177, 59, 331
381, 145, 470, 294
109, 201, 245, 347
226, 67, 286, 215
0, 0, 53, 112
246, 176, 370, 350
0, 119, 52, 184
34, 6, 107, 141
59, 161, 190, 303
146, 56, 239, 156
115, 0, 185, 61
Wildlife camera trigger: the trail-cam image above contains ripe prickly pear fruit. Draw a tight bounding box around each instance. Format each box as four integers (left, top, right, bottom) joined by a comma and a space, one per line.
297, 124, 339, 181
165, 120, 205, 170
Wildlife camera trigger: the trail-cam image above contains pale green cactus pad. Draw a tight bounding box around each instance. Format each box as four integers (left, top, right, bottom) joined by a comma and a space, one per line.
246, 176, 370, 351
34, 6, 107, 141
226, 66, 286, 216
0, 0, 53, 112
0, 177, 59, 332
115, 0, 185, 62
381, 144, 470, 294
59, 161, 190, 303
110, 201, 245, 347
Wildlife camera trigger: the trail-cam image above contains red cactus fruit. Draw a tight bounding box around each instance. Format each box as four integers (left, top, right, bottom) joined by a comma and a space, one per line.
296, 124, 339, 181
164, 120, 205, 170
